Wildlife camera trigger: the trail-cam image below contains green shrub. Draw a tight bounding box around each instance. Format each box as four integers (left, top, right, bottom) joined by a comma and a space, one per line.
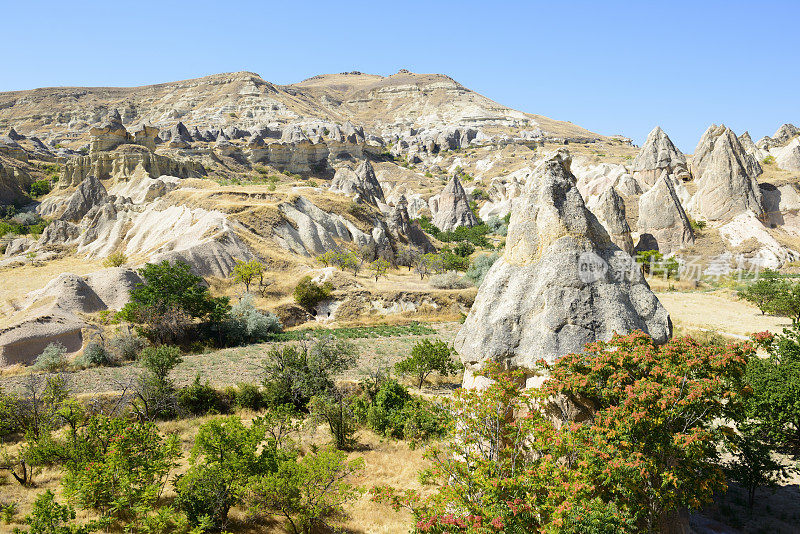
108, 329, 147, 361
74, 341, 113, 368
429, 271, 472, 289
232, 382, 264, 411
174, 463, 233, 529
178, 376, 230, 416
33, 342, 68, 372
465, 252, 499, 285
762, 155, 775, 165
102, 252, 127, 267
218, 294, 282, 346
19, 490, 106, 534
395, 339, 461, 389
292, 276, 333, 310
28, 180, 52, 198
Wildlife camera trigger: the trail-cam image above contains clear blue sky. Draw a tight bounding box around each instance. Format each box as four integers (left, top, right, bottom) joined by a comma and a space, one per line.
2, 0, 798, 152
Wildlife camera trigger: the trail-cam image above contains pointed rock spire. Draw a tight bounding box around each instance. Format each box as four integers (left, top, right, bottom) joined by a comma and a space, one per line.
432, 174, 478, 232
630, 126, 689, 187
688, 125, 763, 222
454, 150, 671, 386
636, 171, 695, 254
588, 187, 634, 255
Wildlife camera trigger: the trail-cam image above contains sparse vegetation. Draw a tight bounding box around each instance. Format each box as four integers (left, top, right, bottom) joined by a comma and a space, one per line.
102, 251, 127, 267
292, 276, 333, 310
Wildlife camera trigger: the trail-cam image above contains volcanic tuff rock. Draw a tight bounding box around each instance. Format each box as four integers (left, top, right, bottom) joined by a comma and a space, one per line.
432, 175, 478, 232
587, 187, 634, 255
60, 175, 108, 222
688, 125, 763, 222
89, 110, 131, 153
453, 150, 671, 388
738, 131, 769, 162
771, 138, 800, 172
772, 123, 799, 145
630, 126, 689, 187
330, 160, 385, 205
387, 195, 435, 252
636, 171, 695, 254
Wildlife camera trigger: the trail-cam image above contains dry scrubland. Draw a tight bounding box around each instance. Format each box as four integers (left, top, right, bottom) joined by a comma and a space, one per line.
2, 286, 800, 533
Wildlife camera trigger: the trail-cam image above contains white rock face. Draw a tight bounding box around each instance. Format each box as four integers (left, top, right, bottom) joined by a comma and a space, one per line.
688, 125, 763, 223
771, 138, 800, 172
719, 212, 800, 268
330, 160, 385, 205
432, 175, 478, 232
454, 150, 671, 388
630, 126, 689, 187
274, 195, 378, 256
479, 167, 530, 220
572, 159, 641, 199
586, 187, 634, 255
636, 172, 695, 254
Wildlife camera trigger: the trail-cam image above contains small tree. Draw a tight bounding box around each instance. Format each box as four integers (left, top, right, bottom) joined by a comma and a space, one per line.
102, 252, 127, 268
723, 425, 786, 508
370, 258, 390, 282
232, 259, 264, 292
738, 269, 783, 314
292, 276, 333, 310
247, 447, 364, 534
310, 391, 358, 450
395, 339, 460, 389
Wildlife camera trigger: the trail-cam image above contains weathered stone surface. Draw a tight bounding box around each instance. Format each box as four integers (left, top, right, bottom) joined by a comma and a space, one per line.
738, 131, 769, 162
432, 175, 477, 232
0, 311, 85, 366
637, 171, 695, 254
772, 123, 799, 145
387, 195, 435, 252
131, 124, 159, 151
771, 138, 800, 172
39, 219, 80, 246
631, 126, 689, 187
688, 125, 763, 222
89, 110, 132, 153
330, 160, 384, 205
587, 187, 634, 254
60, 175, 108, 222
454, 150, 671, 386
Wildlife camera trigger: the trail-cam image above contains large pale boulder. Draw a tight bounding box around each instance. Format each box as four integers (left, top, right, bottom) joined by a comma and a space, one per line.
330, 160, 384, 205
688, 125, 763, 222
60, 175, 108, 222
89, 110, 131, 153
454, 150, 671, 388
771, 138, 800, 172
636, 171, 695, 254
630, 126, 689, 187
587, 187, 634, 254
432, 175, 478, 232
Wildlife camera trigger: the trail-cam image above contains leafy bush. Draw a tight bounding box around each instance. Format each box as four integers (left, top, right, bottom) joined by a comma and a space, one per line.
440, 250, 470, 271
429, 270, 472, 289
487, 215, 508, 236
119, 260, 230, 344
33, 343, 68, 372
219, 294, 282, 346
174, 463, 233, 529
261, 337, 356, 411
310, 393, 359, 450
19, 490, 106, 534
108, 329, 147, 361
762, 155, 775, 165
11, 211, 40, 226
62, 416, 180, 525
452, 241, 475, 258
231, 382, 264, 411
361, 379, 447, 441
74, 341, 112, 368
178, 376, 230, 416
28, 180, 52, 198
292, 276, 333, 310
464, 252, 499, 286
395, 339, 461, 388
102, 252, 127, 267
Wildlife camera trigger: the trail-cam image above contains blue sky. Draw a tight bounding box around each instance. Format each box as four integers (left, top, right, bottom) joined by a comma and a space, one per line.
2, 0, 797, 152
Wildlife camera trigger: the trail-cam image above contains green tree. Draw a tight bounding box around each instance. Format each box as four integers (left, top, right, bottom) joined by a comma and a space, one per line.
395, 339, 460, 389
232, 259, 264, 292
247, 447, 364, 534
370, 258, 390, 282
310, 392, 359, 450
119, 260, 230, 343
16, 490, 107, 534
292, 276, 333, 310
722, 425, 786, 508
738, 269, 784, 314
748, 328, 800, 454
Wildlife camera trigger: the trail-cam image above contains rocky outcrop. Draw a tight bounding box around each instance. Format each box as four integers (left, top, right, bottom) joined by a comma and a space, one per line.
0, 311, 85, 366
432, 175, 478, 232
39, 220, 80, 246
630, 127, 689, 187
636, 172, 695, 254
454, 150, 671, 387
688, 125, 763, 222
131, 124, 160, 151
771, 138, 800, 172
60, 175, 108, 222
330, 161, 384, 205
0, 159, 35, 204
587, 187, 634, 254
89, 110, 132, 153
58, 144, 202, 188
739, 131, 769, 162
772, 123, 799, 145
387, 196, 434, 252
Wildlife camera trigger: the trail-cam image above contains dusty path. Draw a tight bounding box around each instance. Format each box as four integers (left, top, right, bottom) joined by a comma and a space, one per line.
655, 290, 792, 337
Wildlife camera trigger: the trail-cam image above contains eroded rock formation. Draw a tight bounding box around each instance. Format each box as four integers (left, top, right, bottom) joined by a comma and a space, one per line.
432, 175, 478, 232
